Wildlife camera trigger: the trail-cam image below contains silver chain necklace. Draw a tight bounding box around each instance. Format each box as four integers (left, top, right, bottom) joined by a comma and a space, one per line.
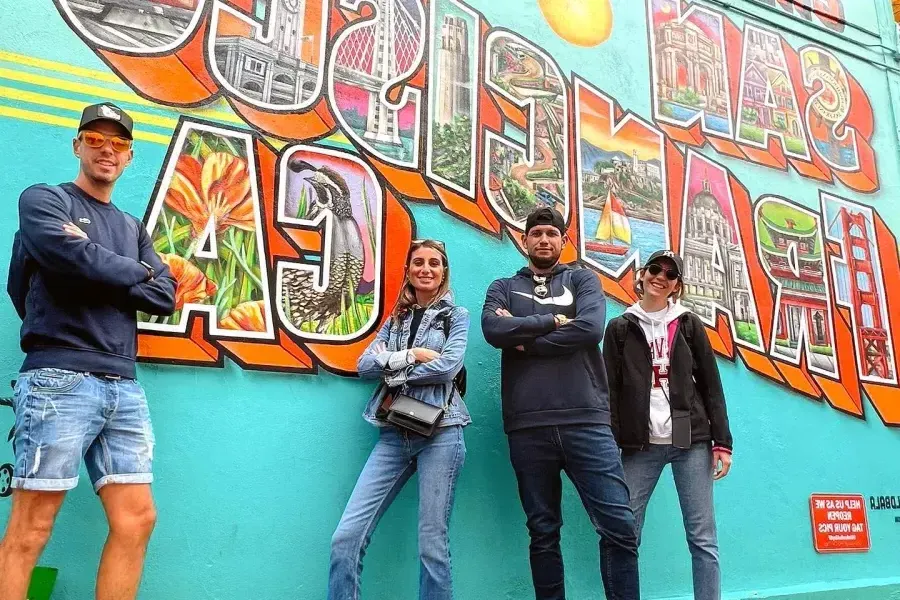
533, 274, 549, 298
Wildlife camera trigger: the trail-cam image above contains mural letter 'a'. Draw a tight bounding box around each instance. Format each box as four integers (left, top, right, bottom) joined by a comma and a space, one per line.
276, 146, 384, 341
736, 25, 810, 163
328, 0, 427, 168
483, 30, 570, 229
679, 150, 762, 350
140, 120, 275, 340
209, 0, 329, 111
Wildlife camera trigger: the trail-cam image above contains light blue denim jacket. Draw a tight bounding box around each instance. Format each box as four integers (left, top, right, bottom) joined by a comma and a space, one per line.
357, 293, 471, 428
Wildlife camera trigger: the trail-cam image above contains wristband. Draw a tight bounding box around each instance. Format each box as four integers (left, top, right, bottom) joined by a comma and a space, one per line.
140, 260, 155, 282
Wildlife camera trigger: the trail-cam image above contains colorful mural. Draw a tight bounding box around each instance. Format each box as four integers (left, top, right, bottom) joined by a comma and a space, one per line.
576, 79, 668, 277
679, 151, 762, 350
484, 30, 570, 227
646, 0, 876, 191
33, 0, 898, 425
756, 0, 847, 32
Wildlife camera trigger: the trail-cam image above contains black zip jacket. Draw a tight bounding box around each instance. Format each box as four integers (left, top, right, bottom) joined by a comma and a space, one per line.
482, 264, 611, 433
603, 310, 733, 451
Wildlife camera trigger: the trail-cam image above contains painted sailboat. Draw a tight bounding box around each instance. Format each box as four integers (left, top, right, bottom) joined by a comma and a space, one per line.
586, 189, 631, 255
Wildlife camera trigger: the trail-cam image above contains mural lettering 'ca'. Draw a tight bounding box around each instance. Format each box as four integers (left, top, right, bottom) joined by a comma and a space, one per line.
51, 0, 900, 427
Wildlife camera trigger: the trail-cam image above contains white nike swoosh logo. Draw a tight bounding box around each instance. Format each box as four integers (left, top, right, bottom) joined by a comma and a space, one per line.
512, 286, 574, 306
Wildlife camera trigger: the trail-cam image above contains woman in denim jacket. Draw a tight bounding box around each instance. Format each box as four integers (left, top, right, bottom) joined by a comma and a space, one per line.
328, 239, 470, 600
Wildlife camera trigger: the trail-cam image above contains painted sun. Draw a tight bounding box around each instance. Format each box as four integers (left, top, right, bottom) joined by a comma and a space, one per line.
538, 0, 613, 47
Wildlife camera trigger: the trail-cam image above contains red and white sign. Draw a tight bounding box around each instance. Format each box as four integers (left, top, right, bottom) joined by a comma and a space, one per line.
809, 493, 870, 553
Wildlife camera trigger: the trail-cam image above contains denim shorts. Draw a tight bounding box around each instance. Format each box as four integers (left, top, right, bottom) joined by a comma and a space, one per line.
11, 368, 155, 493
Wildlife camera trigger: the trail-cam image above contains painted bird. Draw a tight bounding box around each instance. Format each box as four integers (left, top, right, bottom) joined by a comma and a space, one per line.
282, 158, 365, 333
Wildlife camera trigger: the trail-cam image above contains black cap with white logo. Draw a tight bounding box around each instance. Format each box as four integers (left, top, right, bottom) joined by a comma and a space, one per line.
643, 249, 684, 277
78, 102, 134, 139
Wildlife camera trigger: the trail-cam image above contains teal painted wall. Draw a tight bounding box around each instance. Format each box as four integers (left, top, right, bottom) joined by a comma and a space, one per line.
1, 1, 900, 599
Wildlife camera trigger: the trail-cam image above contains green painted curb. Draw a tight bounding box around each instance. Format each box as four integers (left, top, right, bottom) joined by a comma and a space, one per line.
27, 566, 57, 600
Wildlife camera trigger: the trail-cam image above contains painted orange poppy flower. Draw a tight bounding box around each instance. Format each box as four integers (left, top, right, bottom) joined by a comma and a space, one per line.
160, 254, 218, 310
164, 152, 255, 237
219, 300, 267, 332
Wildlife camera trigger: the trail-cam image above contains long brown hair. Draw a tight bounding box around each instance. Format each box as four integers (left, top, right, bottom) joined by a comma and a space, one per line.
391, 239, 451, 322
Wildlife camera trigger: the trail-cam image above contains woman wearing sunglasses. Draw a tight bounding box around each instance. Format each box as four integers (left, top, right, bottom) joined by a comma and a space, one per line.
328, 239, 470, 600
602, 250, 733, 600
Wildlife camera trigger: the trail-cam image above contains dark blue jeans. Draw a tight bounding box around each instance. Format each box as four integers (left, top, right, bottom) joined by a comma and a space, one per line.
508, 424, 640, 600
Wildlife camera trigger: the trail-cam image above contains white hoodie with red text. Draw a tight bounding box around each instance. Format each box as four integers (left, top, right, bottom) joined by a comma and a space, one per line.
624, 301, 689, 444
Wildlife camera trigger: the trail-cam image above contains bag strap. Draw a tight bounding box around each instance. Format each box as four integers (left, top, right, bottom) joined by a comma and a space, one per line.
441, 310, 456, 409
615, 317, 628, 356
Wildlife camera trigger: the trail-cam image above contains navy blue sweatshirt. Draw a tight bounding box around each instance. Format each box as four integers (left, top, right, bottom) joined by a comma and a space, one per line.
8, 183, 176, 379
481, 264, 611, 432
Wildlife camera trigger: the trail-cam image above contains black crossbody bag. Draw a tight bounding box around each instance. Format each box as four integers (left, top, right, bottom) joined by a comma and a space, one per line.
383, 312, 467, 437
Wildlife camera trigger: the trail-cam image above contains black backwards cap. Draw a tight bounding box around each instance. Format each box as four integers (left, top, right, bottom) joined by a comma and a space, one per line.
525, 206, 565, 234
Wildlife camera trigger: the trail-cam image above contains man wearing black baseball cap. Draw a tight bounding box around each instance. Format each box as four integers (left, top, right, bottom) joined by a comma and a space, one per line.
0, 103, 175, 600
78, 101, 135, 139
482, 206, 639, 599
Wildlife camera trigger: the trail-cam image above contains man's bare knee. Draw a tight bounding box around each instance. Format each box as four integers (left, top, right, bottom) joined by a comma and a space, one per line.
101, 486, 157, 544
1, 491, 65, 558
109, 504, 157, 542
5, 520, 54, 558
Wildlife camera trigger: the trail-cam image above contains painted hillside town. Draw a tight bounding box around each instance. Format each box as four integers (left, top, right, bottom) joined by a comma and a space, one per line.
738, 26, 810, 157
486, 34, 569, 224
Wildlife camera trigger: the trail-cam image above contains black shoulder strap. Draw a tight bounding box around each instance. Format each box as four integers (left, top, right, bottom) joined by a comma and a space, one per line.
615, 317, 628, 354
442, 310, 452, 339
440, 308, 467, 397
681, 312, 695, 348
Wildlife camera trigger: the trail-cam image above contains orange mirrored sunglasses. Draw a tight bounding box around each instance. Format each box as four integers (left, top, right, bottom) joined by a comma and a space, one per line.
79, 130, 133, 153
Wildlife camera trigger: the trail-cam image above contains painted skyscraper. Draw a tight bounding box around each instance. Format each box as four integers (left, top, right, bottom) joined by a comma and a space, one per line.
435, 15, 471, 125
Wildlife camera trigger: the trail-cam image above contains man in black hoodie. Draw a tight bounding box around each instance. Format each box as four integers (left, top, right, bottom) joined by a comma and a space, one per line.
482, 207, 639, 600
0, 103, 175, 600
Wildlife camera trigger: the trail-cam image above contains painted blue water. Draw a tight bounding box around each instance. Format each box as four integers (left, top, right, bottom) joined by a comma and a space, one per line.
660, 102, 731, 135
352, 129, 415, 163
582, 208, 667, 273
813, 139, 857, 168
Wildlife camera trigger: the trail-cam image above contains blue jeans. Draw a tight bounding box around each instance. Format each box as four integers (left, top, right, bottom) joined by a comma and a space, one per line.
329, 425, 466, 600
507, 424, 639, 600
622, 442, 719, 600
11, 369, 154, 493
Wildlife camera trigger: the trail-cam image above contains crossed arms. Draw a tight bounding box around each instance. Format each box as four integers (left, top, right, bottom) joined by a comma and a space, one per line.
18, 185, 176, 316
357, 307, 470, 386
481, 270, 607, 356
